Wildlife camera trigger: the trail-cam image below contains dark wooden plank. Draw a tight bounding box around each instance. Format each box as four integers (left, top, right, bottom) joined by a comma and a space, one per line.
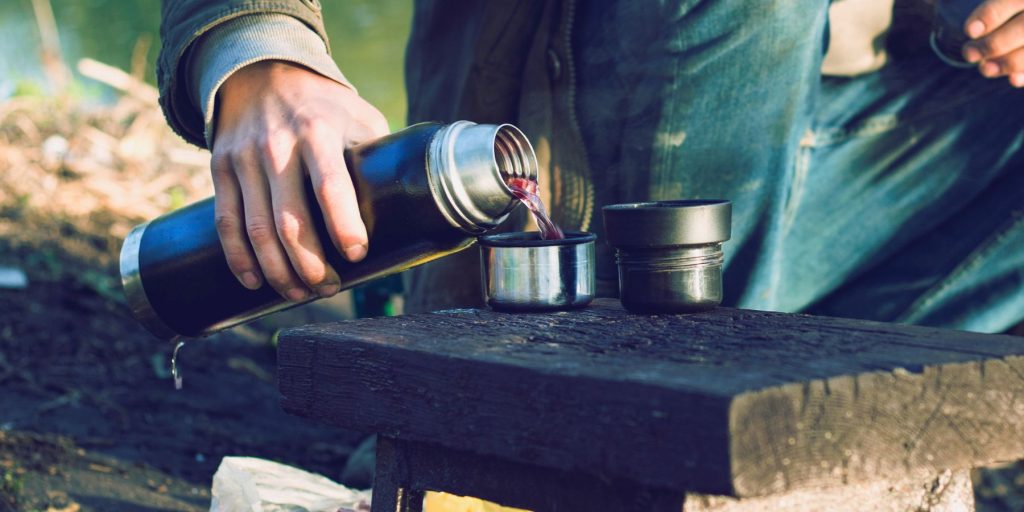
278, 299, 1024, 496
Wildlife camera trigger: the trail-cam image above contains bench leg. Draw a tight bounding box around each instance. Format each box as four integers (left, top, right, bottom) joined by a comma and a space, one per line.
373, 436, 683, 512
372, 437, 425, 512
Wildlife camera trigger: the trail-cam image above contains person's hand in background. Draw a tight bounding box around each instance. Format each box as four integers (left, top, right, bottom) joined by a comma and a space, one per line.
211, 60, 389, 302
962, 0, 1024, 86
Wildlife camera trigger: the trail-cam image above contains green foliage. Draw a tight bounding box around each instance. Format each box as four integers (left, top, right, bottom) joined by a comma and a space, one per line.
76, 269, 123, 305
0, 467, 24, 508
167, 186, 187, 210
12, 80, 46, 99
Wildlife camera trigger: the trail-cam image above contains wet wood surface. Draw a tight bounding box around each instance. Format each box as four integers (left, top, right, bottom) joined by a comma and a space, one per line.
278, 299, 1024, 497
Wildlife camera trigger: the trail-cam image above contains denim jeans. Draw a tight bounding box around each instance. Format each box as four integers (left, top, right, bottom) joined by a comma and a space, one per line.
575, 1, 1024, 332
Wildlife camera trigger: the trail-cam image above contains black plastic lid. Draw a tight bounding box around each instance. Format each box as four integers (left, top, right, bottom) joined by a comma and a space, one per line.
602, 200, 731, 247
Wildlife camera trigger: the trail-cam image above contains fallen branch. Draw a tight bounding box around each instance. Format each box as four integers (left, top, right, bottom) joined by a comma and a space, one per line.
77, 58, 159, 105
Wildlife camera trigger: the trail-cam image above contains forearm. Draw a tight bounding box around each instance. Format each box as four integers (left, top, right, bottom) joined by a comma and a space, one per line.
188, 13, 353, 147
157, 0, 332, 147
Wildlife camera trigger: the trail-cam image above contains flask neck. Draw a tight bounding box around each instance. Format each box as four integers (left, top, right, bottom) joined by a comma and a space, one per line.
427, 121, 539, 234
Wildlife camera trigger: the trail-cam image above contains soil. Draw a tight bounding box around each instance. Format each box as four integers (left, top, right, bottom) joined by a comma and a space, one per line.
0, 90, 367, 511
0, 210, 366, 512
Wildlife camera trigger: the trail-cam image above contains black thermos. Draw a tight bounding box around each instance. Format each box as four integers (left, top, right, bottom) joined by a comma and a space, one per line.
120, 121, 538, 340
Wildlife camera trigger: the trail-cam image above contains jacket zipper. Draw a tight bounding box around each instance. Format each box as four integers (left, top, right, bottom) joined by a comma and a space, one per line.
560, 0, 595, 232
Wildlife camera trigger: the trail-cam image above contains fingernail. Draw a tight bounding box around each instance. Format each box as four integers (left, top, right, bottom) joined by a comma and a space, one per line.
967, 20, 985, 39
1013, 74, 1024, 88
287, 288, 310, 302
317, 283, 340, 297
240, 272, 261, 289
344, 244, 368, 262
963, 46, 982, 63
981, 61, 1001, 77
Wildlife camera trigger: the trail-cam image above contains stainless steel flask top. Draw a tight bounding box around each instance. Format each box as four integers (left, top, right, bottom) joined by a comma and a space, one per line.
429, 121, 538, 232
120, 121, 539, 340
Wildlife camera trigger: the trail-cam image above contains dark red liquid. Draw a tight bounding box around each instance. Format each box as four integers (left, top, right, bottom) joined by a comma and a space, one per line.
505, 178, 565, 240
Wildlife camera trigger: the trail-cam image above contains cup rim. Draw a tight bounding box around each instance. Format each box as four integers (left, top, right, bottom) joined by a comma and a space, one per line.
478, 231, 595, 248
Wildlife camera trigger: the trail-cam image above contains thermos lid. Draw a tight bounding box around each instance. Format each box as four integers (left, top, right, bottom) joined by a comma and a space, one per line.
602, 200, 732, 247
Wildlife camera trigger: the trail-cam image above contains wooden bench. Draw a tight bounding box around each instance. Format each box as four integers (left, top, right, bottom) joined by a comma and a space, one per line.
277, 299, 1024, 511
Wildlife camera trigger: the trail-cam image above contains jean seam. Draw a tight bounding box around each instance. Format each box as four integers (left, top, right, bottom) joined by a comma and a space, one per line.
781, 134, 813, 234
893, 211, 1024, 323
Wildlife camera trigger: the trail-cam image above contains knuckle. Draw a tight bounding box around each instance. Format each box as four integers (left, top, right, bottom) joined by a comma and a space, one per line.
275, 211, 307, 243
1007, 52, 1024, 72
299, 266, 329, 288
978, 4, 999, 24
256, 135, 288, 167
229, 146, 255, 172
983, 35, 1007, 56
296, 115, 327, 139
214, 213, 242, 235
980, 2, 1009, 25
223, 250, 254, 273
210, 153, 232, 176
314, 171, 348, 200
246, 216, 277, 245
265, 273, 295, 295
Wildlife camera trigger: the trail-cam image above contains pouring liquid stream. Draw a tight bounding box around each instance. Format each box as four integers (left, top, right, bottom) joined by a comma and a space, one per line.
505, 177, 565, 240
171, 341, 185, 390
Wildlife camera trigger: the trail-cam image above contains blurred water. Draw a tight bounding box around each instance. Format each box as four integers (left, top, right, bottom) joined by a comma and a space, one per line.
0, 0, 412, 127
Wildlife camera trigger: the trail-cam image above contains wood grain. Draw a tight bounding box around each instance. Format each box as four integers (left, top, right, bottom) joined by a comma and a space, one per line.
278, 299, 1024, 497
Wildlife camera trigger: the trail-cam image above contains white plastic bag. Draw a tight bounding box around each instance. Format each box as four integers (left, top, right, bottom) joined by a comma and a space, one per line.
210, 456, 371, 512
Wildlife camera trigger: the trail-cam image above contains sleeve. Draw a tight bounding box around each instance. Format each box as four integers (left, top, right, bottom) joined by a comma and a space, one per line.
157, 0, 333, 148
187, 13, 354, 148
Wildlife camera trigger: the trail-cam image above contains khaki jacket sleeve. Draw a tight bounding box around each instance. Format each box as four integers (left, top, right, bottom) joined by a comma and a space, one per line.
157, 0, 331, 148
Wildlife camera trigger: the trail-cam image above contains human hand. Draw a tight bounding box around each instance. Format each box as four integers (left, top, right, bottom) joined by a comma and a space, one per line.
211, 60, 389, 301
961, 0, 1024, 87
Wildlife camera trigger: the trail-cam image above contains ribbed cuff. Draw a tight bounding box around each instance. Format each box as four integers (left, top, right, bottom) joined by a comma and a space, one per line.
187, 13, 354, 147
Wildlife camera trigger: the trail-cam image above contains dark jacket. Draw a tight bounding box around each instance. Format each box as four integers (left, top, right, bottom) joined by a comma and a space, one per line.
158, 0, 595, 312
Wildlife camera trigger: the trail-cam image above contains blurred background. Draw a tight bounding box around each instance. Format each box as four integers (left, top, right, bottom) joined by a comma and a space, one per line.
0, 0, 411, 126
0, 1, 413, 510
2, 1, 1023, 511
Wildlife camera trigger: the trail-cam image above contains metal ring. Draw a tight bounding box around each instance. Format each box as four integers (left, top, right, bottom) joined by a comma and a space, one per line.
930, 30, 975, 69
120, 222, 181, 341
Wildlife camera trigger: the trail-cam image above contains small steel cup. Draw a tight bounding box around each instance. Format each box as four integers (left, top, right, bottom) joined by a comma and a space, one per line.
479, 232, 596, 311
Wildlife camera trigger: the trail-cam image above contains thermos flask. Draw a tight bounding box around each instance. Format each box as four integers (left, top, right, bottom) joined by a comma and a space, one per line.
120, 121, 538, 340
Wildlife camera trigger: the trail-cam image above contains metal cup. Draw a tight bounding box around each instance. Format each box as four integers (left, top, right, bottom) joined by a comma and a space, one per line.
479, 232, 596, 311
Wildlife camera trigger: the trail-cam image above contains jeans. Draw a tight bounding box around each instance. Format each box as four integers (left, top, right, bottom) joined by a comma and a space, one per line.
575, 1, 1024, 332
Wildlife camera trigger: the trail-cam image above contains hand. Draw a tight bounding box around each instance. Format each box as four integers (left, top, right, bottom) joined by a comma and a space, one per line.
962, 0, 1024, 87
211, 60, 389, 301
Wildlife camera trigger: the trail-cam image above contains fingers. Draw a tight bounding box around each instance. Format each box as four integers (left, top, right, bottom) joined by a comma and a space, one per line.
263, 136, 342, 297
232, 148, 311, 302
301, 120, 369, 262
964, 10, 1024, 61
966, 0, 1024, 39
211, 153, 262, 290
209, 62, 390, 300
963, 1, 1024, 85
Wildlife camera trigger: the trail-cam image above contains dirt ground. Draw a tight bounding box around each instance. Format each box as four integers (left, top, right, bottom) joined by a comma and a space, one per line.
0, 212, 368, 512
0, 85, 371, 511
